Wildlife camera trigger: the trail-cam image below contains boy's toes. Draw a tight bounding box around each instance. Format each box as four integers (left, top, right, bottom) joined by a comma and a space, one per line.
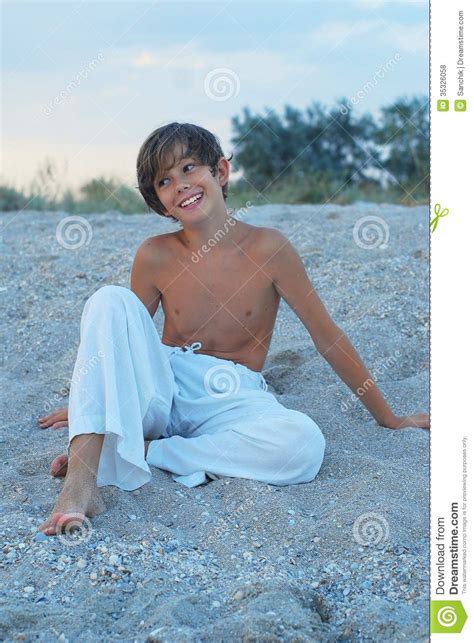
39, 512, 86, 536
50, 454, 69, 477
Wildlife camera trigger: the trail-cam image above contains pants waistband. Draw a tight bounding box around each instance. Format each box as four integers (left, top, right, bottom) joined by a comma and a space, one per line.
170, 340, 268, 391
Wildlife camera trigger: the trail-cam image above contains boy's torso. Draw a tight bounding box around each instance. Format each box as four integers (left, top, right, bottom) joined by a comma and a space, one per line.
151, 223, 281, 372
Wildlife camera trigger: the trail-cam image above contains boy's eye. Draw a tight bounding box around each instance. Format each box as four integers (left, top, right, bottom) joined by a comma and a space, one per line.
158, 163, 195, 187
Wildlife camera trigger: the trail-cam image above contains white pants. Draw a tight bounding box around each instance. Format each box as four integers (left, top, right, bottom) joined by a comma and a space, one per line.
67, 285, 326, 489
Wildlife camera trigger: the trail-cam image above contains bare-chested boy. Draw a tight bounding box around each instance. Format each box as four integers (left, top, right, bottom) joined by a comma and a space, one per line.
37, 123, 429, 536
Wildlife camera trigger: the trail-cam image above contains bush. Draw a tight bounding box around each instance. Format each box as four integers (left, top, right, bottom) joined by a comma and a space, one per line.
0, 186, 29, 211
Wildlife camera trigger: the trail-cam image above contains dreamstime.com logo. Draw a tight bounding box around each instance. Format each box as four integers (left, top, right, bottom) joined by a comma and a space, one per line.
190, 202, 253, 263
339, 53, 402, 115
430, 600, 468, 633
204, 364, 241, 398
204, 67, 240, 102
352, 512, 389, 546
56, 515, 93, 547
56, 216, 93, 250
43, 52, 105, 117
353, 215, 389, 250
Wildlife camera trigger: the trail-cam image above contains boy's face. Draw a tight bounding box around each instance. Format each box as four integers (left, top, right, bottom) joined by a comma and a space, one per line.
153, 149, 229, 223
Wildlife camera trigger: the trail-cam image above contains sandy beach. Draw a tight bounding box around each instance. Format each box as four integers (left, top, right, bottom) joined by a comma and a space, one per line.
0, 203, 429, 641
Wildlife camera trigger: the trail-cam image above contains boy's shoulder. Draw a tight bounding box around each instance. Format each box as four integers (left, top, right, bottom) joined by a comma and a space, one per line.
134, 224, 289, 263
232, 221, 288, 251
245, 224, 290, 260
134, 231, 176, 263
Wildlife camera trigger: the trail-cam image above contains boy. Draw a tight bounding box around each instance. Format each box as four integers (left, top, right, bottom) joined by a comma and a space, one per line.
37, 122, 429, 536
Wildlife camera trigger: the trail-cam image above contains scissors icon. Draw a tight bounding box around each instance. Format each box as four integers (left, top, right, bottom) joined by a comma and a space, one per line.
430, 203, 449, 233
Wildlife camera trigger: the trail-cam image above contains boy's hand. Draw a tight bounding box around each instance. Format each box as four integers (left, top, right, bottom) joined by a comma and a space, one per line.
378, 412, 430, 430
37, 407, 68, 430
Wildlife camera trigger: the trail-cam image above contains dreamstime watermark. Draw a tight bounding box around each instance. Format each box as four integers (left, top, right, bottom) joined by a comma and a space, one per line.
204, 67, 240, 102
353, 512, 390, 546
56, 216, 93, 250
204, 364, 241, 399
191, 201, 253, 263
206, 495, 257, 546
353, 215, 389, 249
43, 52, 105, 117
339, 53, 402, 115
42, 350, 105, 415
437, 606, 458, 627
56, 515, 94, 546
340, 350, 401, 413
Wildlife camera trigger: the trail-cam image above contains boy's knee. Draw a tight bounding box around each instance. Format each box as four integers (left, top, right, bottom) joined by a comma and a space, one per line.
82, 286, 139, 327
89, 285, 131, 305
85, 285, 138, 314
297, 418, 325, 482
273, 415, 325, 485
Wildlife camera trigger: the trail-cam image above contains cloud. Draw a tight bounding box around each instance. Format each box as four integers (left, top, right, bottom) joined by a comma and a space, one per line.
307, 18, 427, 53
308, 19, 381, 48
379, 21, 428, 52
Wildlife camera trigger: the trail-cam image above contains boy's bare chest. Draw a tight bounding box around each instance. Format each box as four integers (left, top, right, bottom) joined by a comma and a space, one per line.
156, 245, 279, 354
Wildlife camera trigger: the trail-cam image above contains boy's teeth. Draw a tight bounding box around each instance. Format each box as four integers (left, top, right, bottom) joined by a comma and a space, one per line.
181, 193, 202, 207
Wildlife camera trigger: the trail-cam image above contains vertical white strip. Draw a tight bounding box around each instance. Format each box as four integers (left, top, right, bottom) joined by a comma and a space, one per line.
431, 0, 472, 638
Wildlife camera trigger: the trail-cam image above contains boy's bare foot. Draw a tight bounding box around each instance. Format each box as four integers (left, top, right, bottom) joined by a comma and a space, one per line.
38, 475, 106, 536
49, 441, 152, 479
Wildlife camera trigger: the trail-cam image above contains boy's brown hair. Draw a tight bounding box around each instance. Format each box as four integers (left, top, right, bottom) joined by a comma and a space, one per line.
136, 122, 233, 222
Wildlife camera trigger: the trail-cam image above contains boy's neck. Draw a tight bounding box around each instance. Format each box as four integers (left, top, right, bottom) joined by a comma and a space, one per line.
176, 205, 240, 253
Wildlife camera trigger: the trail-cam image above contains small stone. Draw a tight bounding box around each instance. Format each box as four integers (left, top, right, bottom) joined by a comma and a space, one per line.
128, 515, 137, 521
211, 601, 221, 608
90, 572, 98, 581
76, 559, 87, 569
32, 532, 49, 542
109, 554, 120, 566
232, 590, 244, 601
23, 586, 34, 593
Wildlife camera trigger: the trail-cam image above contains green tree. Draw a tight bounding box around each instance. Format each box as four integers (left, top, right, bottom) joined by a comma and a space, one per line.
230, 101, 378, 194
374, 95, 429, 195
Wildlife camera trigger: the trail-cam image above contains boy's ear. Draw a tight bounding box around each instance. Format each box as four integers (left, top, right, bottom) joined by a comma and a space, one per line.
217, 157, 230, 185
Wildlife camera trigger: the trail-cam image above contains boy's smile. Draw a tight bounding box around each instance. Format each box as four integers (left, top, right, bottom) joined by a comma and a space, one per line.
177, 191, 204, 210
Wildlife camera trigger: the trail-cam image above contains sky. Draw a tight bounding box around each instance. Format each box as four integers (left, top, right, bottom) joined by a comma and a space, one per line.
2, 0, 429, 192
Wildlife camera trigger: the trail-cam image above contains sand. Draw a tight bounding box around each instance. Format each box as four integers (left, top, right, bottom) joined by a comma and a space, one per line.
0, 203, 429, 641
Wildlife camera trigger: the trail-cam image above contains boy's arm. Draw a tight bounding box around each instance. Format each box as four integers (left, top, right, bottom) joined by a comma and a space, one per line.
130, 238, 162, 318
264, 229, 429, 430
